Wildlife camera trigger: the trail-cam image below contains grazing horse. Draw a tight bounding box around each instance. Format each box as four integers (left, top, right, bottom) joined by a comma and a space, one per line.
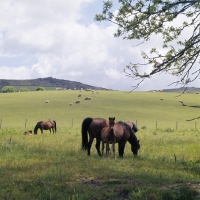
114, 121, 140, 157
101, 117, 116, 158
81, 117, 139, 157
34, 120, 57, 134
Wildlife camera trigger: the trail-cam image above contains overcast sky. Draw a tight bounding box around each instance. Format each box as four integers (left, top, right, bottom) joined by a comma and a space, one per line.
0, 0, 199, 91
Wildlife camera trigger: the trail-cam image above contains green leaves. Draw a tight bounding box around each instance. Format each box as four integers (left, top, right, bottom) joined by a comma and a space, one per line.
95, 0, 200, 88
1, 86, 16, 93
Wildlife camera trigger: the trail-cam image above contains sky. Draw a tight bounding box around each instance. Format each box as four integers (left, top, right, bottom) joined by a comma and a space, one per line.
0, 0, 199, 91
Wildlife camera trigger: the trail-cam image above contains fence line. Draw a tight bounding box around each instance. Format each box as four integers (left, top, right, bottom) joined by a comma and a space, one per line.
0, 118, 198, 131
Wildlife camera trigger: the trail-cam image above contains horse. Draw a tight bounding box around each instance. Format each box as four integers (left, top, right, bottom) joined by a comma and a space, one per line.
34, 120, 57, 134
82, 117, 108, 156
81, 117, 139, 157
101, 117, 116, 158
112, 121, 140, 158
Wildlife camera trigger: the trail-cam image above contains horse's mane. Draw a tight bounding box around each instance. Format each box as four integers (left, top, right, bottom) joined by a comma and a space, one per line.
126, 121, 138, 133
131, 122, 138, 133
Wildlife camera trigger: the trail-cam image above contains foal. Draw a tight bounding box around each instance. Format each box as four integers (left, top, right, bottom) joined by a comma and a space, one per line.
101, 117, 116, 159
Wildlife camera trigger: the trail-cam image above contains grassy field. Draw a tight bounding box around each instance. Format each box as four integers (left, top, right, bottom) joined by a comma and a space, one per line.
0, 90, 200, 199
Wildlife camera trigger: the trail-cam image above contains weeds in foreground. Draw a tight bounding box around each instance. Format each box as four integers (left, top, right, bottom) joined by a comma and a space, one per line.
0, 128, 200, 199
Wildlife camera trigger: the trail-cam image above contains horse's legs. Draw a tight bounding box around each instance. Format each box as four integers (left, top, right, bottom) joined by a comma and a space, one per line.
95, 139, 102, 156
112, 142, 116, 159
102, 141, 105, 156
121, 144, 126, 158
106, 142, 109, 158
87, 136, 94, 156
40, 128, 43, 134
118, 143, 124, 158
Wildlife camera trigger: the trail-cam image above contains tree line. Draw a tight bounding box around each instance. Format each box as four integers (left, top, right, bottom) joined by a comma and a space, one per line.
1, 86, 45, 93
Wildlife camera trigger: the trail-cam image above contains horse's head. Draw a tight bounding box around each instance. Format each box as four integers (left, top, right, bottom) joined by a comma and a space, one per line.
34, 125, 38, 135
131, 140, 140, 156
109, 117, 115, 129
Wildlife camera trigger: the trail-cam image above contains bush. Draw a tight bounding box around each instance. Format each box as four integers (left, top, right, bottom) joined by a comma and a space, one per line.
36, 86, 45, 91
1, 86, 16, 93
20, 87, 29, 92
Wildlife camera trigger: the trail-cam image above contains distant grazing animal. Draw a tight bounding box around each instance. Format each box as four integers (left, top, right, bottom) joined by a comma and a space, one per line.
70, 103, 73, 106
75, 100, 81, 103
78, 94, 81, 97
24, 130, 32, 135
46, 100, 49, 103
34, 120, 56, 134
101, 117, 116, 158
81, 117, 140, 157
85, 97, 92, 100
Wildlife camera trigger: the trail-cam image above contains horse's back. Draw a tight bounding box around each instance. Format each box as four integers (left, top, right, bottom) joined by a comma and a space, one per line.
90, 118, 109, 140
113, 122, 130, 142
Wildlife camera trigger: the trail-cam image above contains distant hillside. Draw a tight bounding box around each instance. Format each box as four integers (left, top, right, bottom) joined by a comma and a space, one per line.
162, 87, 200, 93
0, 77, 106, 91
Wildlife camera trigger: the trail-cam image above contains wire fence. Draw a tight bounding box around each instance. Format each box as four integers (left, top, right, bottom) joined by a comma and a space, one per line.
0, 118, 198, 131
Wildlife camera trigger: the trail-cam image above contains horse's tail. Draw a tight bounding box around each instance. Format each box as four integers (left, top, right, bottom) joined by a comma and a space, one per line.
53, 120, 57, 133
81, 117, 93, 151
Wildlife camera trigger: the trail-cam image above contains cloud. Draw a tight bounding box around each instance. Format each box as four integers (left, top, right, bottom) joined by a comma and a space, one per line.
0, 0, 199, 91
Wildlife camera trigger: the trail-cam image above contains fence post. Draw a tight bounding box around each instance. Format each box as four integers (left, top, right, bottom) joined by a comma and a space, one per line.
176, 121, 178, 130
25, 118, 27, 128
156, 121, 158, 130
72, 119, 73, 128
0, 119, 2, 129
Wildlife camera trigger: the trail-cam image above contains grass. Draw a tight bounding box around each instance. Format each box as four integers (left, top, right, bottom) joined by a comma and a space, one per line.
0, 90, 200, 199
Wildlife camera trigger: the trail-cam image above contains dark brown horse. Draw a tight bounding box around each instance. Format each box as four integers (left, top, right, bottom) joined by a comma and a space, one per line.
113, 121, 140, 157
34, 120, 57, 134
82, 118, 109, 156
81, 117, 139, 157
101, 117, 116, 158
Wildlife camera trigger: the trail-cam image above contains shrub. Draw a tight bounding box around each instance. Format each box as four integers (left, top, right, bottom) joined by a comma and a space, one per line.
20, 87, 29, 92
36, 86, 45, 91
1, 86, 16, 93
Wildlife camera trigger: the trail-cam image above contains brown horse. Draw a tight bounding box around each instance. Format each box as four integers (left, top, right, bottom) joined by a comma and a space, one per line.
113, 121, 140, 157
82, 118, 108, 156
101, 117, 116, 158
81, 117, 139, 157
34, 120, 57, 134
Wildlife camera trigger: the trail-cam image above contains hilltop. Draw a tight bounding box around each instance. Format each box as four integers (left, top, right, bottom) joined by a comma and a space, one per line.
162, 87, 200, 93
0, 77, 106, 91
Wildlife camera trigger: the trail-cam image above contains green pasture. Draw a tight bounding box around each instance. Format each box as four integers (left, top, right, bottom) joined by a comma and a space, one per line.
1, 90, 200, 199
0, 90, 199, 130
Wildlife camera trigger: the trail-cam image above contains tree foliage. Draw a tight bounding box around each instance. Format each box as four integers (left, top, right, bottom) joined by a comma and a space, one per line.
36, 86, 45, 91
20, 87, 29, 92
1, 86, 16, 93
95, 0, 200, 89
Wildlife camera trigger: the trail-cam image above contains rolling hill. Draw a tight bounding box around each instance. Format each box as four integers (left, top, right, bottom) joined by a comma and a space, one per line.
0, 77, 106, 91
